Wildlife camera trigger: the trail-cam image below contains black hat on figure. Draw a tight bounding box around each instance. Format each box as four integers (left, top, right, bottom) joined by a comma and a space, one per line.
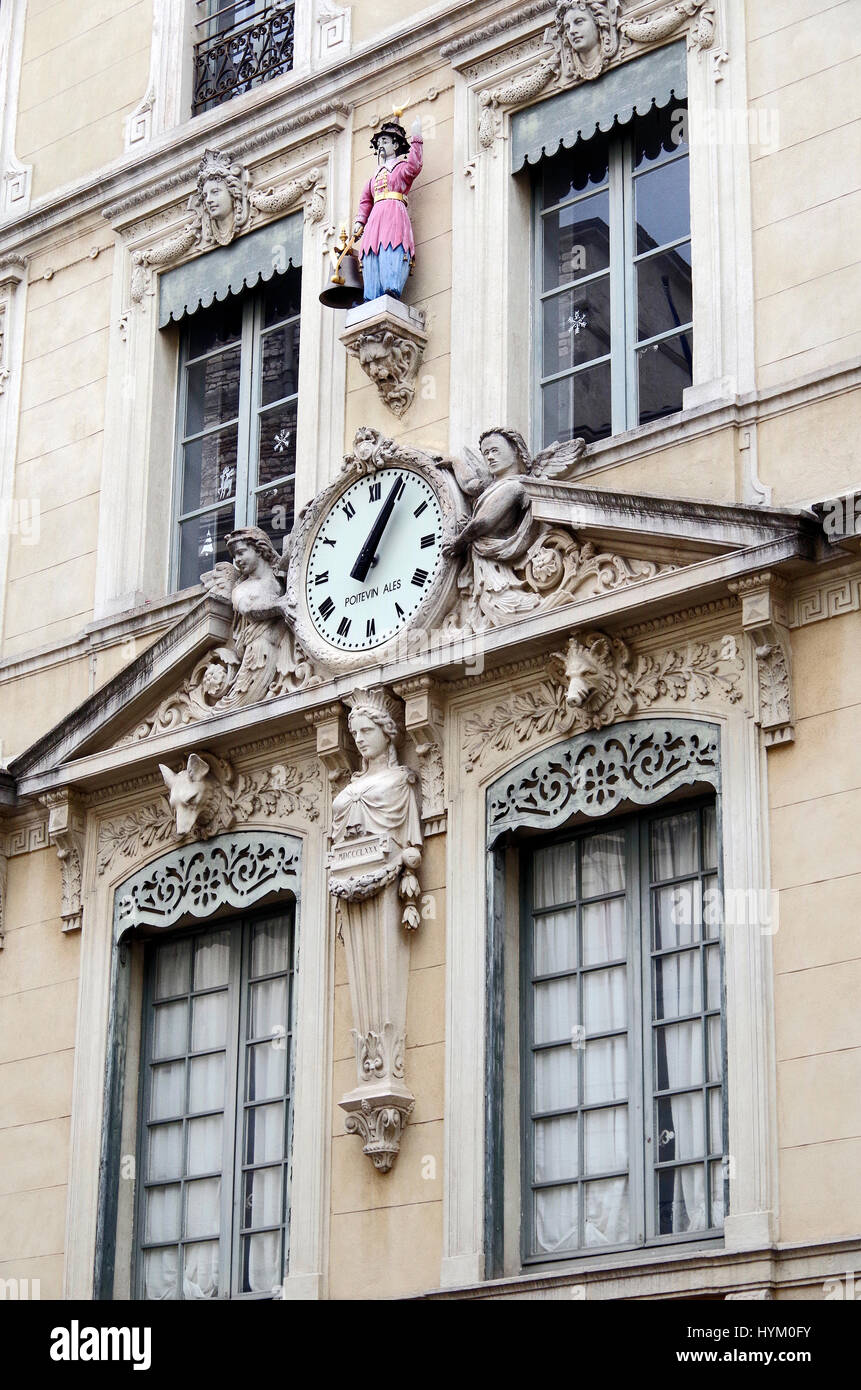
370, 120, 411, 157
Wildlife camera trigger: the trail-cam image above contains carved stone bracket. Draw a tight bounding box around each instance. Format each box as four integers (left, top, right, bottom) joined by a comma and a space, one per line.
476, 0, 715, 149
307, 701, 356, 786
130, 149, 326, 304
730, 573, 794, 746
394, 676, 447, 833
340, 297, 428, 417
45, 791, 86, 934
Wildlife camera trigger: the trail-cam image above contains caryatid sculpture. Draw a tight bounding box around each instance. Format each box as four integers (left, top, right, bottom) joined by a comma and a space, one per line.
328, 687, 424, 1172
352, 111, 423, 302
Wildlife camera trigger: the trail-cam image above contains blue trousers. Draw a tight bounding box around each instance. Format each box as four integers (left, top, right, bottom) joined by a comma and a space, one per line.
362, 244, 410, 301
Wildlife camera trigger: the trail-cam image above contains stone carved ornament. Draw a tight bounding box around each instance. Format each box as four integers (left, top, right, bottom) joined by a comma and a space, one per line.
440, 427, 673, 634
327, 687, 424, 1171
130, 148, 326, 303
463, 626, 743, 771
729, 572, 794, 746
44, 791, 86, 934
345, 313, 427, 418
477, 0, 716, 148
97, 749, 321, 876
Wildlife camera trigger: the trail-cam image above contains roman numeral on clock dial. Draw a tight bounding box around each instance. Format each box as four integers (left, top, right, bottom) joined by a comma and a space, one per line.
412, 567, 429, 587
318, 596, 335, 620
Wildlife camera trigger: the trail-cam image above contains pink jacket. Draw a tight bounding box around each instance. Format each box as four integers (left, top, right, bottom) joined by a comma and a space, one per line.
356, 137, 423, 258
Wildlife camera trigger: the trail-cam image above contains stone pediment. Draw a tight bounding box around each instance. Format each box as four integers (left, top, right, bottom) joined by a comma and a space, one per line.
8, 444, 821, 802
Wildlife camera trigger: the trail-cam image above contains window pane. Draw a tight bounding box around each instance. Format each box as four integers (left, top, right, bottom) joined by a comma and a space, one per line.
143, 1246, 179, 1301
651, 812, 699, 880
189, 1052, 225, 1113
150, 1061, 185, 1121
184, 1176, 221, 1239
657, 1163, 707, 1234
260, 321, 300, 405
705, 944, 721, 1011
145, 1184, 181, 1243
185, 298, 242, 359
185, 345, 241, 437
637, 244, 692, 342
653, 881, 702, 950
187, 1114, 223, 1177
242, 1165, 283, 1229
703, 806, 718, 870
634, 102, 687, 169
251, 919, 290, 977
534, 1113, 579, 1182
534, 1044, 579, 1114
581, 830, 625, 896
534, 1184, 578, 1255
584, 1105, 627, 1175
543, 134, 610, 206
584, 1035, 627, 1104
543, 361, 611, 447
241, 1230, 281, 1294
654, 950, 702, 1021
707, 1015, 722, 1082
257, 400, 298, 486
655, 1020, 703, 1090
533, 844, 576, 909
657, 1091, 705, 1162
543, 189, 611, 290
634, 154, 691, 252
262, 267, 302, 327
638, 329, 692, 425
247, 1038, 288, 1101
254, 476, 295, 551
191, 991, 228, 1052
534, 976, 578, 1046
178, 506, 235, 590
583, 965, 626, 1034
581, 899, 624, 966
245, 1102, 286, 1165
703, 873, 721, 939
155, 939, 190, 999
148, 1122, 183, 1181
584, 1176, 629, 1245
710, 1159, 726, 1228
542, 276, 610, 376
709, 1088, 723, 1154
182, 1241, 219, 1300
533, 909, 577, 976
250, 977, 288, 1040
181, 426, 238, 515
152, 1001, 187, 1060
194, 930, 231, 990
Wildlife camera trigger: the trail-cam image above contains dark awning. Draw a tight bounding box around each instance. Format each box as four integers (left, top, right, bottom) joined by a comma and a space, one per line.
511, 41, 687, 171
158, 211, 303, 328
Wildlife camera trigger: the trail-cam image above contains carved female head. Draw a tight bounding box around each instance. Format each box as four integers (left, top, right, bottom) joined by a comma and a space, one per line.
478, 428, 532, 478
552, 0, 620, 79
346, 688, 401, 770
194, 148, 250, 244
226, 526, 280, 577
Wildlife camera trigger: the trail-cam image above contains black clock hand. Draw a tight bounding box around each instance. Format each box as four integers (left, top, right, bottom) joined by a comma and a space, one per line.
350, 476, 404, 583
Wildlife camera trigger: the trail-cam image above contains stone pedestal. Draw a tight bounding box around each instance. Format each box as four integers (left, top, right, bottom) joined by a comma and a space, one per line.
340, 296, 428, 418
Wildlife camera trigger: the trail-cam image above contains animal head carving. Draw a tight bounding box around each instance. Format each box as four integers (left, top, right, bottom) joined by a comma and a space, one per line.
160, 752, 221, 838
563, 631, 634, 716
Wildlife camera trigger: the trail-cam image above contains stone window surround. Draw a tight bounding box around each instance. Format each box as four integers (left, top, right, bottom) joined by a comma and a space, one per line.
445, 0, 757, 488
440, 708, 777, 1290
67, 822, 332, 1301
93, 111, 351, 622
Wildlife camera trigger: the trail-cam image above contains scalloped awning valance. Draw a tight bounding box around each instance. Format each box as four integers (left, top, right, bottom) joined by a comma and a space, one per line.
511, 41, 687, 171
158, 211, 303, 328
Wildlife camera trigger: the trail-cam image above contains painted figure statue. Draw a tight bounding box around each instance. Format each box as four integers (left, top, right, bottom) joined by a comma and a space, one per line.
352, 113, 423, 302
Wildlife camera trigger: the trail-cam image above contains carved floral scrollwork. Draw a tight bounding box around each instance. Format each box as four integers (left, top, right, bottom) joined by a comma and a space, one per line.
730, 572, 794, 746
44, 791, 86, 934
463, 629, 742, 773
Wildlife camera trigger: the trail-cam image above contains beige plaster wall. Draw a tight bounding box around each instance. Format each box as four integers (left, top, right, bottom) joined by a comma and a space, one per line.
769, 605, 861, 1243
328, 832, 445, 1298
17, 0, 153, 202
747, 0, 861, 392
0, 846, 80, 1298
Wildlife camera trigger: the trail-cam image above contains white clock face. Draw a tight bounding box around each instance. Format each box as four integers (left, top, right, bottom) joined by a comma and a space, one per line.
305, 467, 445, 651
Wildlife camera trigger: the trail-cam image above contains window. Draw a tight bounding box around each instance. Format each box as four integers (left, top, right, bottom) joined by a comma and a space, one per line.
135, 911, 295, 1299
522, 799, 724, 1262
535, 101, 692, 448
173, 268, 300, 590
192, 1, 295, 116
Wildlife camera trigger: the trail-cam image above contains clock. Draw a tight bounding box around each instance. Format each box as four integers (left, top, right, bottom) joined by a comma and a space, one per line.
287, 441, 462, 674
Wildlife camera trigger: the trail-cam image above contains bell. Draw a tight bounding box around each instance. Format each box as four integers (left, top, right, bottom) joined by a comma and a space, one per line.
320, 249, 364, 309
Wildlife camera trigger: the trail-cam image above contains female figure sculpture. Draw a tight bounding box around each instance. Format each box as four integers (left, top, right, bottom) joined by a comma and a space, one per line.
352, 114, 423, 301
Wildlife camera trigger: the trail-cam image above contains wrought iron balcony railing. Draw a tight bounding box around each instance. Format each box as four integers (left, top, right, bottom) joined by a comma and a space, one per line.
192, 0, 295, 116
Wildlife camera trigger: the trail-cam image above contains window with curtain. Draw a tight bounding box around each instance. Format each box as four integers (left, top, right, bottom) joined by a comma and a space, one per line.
173, 267, 300, 590
135, 910, 295, 1299
535, 100, 692, 448
522, 799, 724, 1261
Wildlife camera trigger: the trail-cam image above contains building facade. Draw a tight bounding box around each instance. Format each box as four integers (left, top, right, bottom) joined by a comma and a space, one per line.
0, 0, 859, 1302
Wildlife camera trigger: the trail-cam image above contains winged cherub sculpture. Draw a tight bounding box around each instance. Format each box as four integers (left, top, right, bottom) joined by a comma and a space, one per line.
200, 526, 312, 709
440, 428, 586, 630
